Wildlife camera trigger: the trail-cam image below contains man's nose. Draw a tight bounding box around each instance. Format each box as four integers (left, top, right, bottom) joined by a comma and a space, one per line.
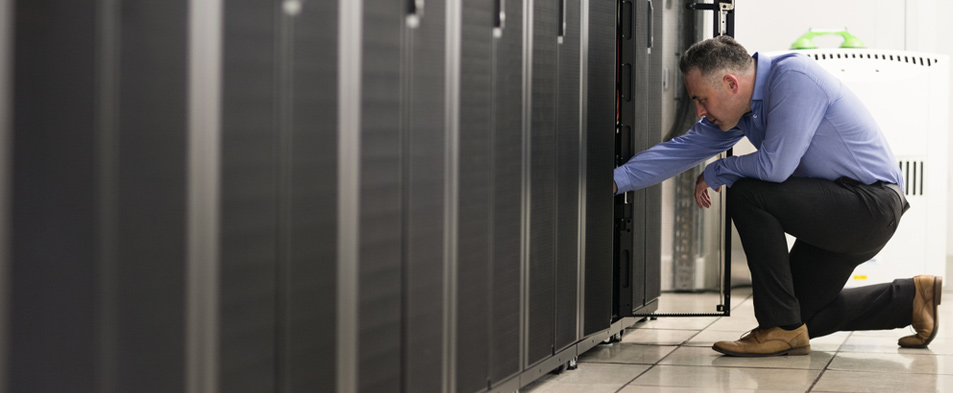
695, 104, 706, 119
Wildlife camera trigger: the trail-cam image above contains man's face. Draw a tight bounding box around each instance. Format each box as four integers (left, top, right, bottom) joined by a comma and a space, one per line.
684, 69, 744, 131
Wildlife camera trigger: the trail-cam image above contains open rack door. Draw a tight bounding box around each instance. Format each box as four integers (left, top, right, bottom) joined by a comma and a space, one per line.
614, 0, 737, 320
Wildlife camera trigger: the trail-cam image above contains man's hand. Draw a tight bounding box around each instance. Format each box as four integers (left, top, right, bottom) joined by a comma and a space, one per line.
694, 174, 720, 209
613, 181, 618, 194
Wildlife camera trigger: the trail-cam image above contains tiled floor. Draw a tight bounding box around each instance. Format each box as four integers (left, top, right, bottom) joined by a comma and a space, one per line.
523, 287, 953, 392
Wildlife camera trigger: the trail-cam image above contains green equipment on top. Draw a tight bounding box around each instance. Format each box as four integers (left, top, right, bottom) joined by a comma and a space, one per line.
790, 29, 866, 49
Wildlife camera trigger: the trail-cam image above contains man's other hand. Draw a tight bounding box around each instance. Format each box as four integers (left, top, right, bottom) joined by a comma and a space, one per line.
694, 174, 720, 209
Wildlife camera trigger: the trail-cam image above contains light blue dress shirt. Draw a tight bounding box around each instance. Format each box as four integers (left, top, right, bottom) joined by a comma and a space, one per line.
614, 52, 904, 194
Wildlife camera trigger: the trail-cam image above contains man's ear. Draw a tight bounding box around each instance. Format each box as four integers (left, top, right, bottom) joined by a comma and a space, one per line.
724, 74, 739, 93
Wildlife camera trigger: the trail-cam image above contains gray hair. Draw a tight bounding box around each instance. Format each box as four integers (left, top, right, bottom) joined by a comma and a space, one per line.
678, 35, 753, 80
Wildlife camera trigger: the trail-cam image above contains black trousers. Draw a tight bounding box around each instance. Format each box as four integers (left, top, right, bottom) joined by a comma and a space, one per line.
728, 177, 914, 338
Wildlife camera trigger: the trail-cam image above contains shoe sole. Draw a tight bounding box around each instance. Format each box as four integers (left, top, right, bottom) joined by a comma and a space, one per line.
903, 276, 942, 348
712, 345, 811, 357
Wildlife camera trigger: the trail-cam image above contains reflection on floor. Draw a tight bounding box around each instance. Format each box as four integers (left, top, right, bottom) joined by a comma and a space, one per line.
523, 287, 953, 392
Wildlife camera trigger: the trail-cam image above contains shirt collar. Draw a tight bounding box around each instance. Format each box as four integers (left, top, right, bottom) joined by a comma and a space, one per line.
751, 52, 772, 103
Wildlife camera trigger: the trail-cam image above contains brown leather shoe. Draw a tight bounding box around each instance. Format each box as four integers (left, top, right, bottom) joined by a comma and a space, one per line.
712, 324, 811, 357
899, 275, 942, 348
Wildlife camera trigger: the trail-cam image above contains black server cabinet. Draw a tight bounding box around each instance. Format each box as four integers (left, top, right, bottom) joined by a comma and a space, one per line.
614, 0, 661, 319
290, 1, 339, 390
219, 2, 280, 391
0, 0, 652, 391
644, 0, 664, 306
456, 1, 493, 393
219, 1, 341, 391
488, 0, 526, 387
527, 0, 560, 368
285, 1, 340, 390
554, 0, 582, 354
11, 14, 98, 387
614, 0, 637, 319
403, 1, 449, 393
109, 3, 189, 390
356, 1, 405, 392
9, 2, 188, 392
583, 0, 619, 338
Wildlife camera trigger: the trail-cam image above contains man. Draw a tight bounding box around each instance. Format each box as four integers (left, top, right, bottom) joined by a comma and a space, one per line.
613, 35, 941, 357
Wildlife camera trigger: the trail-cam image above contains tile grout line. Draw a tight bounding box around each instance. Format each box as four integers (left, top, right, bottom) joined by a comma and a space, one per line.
600, 361, 836, 372
613, 291, 813, 392
804, 354, 836, 393
533, 292, 953, 391
611, 345, 678, 393
805, 331, 853, 392
611, 291, 756, 392
611, 314, 727, 393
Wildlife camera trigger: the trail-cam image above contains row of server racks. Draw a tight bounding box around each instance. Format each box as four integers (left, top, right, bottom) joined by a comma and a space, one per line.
0, 0, 669, 392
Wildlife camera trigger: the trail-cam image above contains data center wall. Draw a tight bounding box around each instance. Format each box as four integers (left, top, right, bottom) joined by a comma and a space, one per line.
1, 1, 619, 393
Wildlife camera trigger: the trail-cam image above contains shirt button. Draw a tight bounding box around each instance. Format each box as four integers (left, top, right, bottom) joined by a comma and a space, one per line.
753, 114, 758, 118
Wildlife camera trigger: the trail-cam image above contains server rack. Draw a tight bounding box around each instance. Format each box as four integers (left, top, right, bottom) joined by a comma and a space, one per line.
0, 0, 714, 392
456, 2, 493, 392
402, 0, 450, 392
582, 0, 620, 341
488, 0, 527, 388
219, 2, 281, 391
8, 2, 189, 391
218, 0, 343, 391
614, 0, 663, 320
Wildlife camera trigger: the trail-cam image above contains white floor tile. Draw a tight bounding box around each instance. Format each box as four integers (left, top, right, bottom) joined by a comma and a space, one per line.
522, 363, 650, 393
525, 285, 953, 393
629, 316, 716, 330
579, 343, 677, 364
812, 370, 953, 392
627, 365, 820, 391
810, 331, 851, 352
620, 328, 699, 345
620, 387, 794, 393
659, 346, 834, 370
829, 352, 953, 375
